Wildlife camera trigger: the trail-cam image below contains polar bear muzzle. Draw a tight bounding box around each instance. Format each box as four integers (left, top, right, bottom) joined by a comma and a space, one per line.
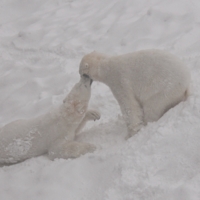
82, 74, 93, 85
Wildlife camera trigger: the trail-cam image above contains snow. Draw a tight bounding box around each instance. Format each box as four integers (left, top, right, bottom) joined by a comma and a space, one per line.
0, 0, 200, 199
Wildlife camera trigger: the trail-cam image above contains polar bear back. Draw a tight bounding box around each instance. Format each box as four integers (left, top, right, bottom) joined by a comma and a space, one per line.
0, 118, 45, 163
106, 50, 190, 103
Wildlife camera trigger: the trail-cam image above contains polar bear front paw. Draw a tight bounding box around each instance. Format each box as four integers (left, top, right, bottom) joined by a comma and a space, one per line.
48, 141, 96, 160
85, 109, 101, 121
65, 142, 96, 158
125, 123, 144, 139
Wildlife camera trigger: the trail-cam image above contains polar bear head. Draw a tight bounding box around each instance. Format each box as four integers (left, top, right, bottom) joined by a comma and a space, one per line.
79, 51, 107, 81
63, 75, 92, 116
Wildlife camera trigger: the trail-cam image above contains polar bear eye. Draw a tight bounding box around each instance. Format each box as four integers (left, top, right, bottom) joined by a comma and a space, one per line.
85, 63, 89, 68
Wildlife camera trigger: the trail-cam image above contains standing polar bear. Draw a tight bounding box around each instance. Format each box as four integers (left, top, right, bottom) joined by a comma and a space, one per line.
0, 76, 100, 164
79, 49, 190, 138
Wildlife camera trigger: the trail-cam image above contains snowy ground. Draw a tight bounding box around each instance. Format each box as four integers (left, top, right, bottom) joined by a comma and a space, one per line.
0, 0, 200, 199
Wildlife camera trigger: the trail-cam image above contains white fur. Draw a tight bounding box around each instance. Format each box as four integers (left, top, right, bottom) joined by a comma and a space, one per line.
79, 49, 190, 138
0, 76, 100, 164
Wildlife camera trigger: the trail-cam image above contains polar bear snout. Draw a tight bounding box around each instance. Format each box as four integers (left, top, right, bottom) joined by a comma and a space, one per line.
81, 74, 93, 86
82, 74, 93, 85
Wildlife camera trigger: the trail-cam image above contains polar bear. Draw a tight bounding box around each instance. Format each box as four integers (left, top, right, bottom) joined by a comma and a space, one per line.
0, 75, 100, 164
79, 49, 190, 138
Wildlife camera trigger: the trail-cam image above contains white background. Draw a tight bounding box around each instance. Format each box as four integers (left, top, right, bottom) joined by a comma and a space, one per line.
0, 0, 200, 199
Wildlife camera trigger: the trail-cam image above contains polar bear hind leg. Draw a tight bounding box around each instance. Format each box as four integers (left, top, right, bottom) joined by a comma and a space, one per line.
143, 88, 189, 124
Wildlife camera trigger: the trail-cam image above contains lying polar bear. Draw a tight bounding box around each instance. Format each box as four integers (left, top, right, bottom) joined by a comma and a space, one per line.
0, 75, 100, 164
79, 49, 190, 138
